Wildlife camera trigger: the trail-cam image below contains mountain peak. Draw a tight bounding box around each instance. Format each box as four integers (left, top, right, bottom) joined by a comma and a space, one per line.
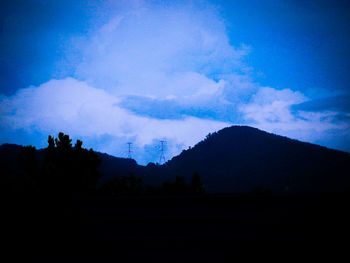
164, 125, 350, 193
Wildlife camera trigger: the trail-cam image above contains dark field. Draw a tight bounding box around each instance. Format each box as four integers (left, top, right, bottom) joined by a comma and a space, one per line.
4, 193, 349, 261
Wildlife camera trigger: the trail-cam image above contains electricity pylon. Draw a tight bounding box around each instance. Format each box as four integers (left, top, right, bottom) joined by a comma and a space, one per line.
159, 140, 166, 164
127, 142, 132, 159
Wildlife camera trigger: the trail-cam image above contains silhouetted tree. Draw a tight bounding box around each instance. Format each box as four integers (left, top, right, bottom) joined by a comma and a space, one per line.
41, 132, 102, 196
74, 139, 83, 150
55, 132, 72, 151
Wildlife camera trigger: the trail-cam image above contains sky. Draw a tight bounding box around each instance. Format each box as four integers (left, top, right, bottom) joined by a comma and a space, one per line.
0, 0, 349, 165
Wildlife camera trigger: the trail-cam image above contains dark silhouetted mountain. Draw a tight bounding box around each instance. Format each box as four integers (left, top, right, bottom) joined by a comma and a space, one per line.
160, 126, 350, 193
97, 152, 142, 183
1, 126, 350, 193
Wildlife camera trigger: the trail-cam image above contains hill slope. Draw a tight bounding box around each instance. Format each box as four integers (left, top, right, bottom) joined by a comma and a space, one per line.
161, 126, 350, 192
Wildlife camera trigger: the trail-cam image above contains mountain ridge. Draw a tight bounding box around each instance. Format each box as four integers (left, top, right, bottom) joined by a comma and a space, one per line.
1, 125, 350, 193
162, 126, 350, 192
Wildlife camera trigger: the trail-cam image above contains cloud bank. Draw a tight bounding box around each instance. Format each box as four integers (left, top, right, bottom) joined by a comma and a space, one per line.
0, 78, 230, 164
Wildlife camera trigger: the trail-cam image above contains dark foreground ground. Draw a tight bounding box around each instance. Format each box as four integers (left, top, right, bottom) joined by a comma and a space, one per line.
3, 193, 350, 261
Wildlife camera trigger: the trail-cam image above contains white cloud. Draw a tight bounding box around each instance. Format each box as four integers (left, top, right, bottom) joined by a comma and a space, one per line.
240, 87, 349, 143
0, 78, 230, 163
241, 87, 307, 123
71, 2, 249, 99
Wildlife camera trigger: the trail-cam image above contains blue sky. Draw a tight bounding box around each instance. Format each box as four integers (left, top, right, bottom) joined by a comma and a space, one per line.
1, 0, 349, 164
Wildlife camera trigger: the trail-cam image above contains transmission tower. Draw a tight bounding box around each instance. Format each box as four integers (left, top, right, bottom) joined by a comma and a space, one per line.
127, 142, 133, 159
159, 140, 166, 164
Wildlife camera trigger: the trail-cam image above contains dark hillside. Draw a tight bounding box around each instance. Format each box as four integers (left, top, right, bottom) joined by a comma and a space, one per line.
95, 153, 141, 183
163, 126, 350, 193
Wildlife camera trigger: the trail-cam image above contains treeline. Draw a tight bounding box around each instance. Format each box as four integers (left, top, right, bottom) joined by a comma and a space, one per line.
4, 132, 102, 197
100, 173, 205, 196
2, 132, 205, 197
